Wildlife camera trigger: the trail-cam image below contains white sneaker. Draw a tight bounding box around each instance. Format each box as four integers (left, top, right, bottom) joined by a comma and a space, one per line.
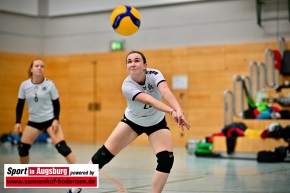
67, 188, 82, 193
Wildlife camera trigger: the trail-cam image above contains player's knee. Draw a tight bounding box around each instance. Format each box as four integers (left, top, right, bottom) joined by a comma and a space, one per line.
55, 140, 72, 157
91, 145, 114, 169
18, 142, 31, 157
156, 151, 174, 173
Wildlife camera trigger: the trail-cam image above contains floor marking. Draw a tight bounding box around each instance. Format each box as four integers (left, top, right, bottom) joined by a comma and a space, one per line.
101, 172, 126, 192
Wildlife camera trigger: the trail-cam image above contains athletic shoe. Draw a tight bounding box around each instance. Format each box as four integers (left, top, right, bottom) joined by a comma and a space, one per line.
67, 188, 82, 193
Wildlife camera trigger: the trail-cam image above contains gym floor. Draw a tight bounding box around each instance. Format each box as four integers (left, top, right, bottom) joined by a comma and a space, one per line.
1, 142, 289, 193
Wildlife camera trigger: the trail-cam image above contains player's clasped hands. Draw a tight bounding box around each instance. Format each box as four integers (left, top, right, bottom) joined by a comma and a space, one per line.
171, 110, 190, 131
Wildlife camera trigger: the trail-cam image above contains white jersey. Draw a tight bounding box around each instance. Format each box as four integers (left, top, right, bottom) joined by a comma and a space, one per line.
18, 78, 59, 123
122, 68, 166, 126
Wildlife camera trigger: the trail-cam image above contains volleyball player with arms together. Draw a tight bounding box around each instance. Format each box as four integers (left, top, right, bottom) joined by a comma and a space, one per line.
14, 59, 76, 164
68, 51, 190, 193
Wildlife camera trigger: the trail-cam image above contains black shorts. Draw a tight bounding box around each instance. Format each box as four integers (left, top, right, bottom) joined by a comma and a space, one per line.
121, 115, 169, 136
27, 119, 54, 131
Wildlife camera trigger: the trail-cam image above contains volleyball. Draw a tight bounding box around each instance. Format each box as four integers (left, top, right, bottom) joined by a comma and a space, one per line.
110, 5, 141, 36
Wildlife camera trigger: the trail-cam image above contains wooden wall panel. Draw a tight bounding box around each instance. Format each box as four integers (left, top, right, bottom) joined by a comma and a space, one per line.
1, 41, 289, 147
0, 53, 39, 135
95, 110, 124, 144
93, 51, 128, 144
45, 55, 96, 143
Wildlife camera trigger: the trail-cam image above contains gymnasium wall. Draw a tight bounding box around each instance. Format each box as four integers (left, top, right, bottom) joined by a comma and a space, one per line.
0, 0, 289, 146
0, 0, 289, 55
1, 40, 289, 146
0, 52, 40, 137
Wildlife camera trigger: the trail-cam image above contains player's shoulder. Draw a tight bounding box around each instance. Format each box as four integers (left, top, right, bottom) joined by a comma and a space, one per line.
44, 78, 52, 82
122, 76, 138, 92
20, 79, 32, 86
38, 78, 57, 89
43, 78, 56, 85
146, 68, 161, 76
122, 75, 132, 85
22, 79, 30, 83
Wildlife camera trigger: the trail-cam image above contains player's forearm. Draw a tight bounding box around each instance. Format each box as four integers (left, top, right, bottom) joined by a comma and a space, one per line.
147, 98, 175, 114
15, 98, 25, 123
162, 90, 182, 112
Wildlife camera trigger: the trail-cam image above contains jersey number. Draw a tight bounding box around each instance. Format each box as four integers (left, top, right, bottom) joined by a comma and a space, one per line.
34, 93, 38, 102
143, 104, 152, 109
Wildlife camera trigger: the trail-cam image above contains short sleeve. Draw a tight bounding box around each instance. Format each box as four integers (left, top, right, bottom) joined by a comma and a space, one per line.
18, 82, 25, 99
122, 81, 142, 101
150, 69, 165, 86
50, 82, 59, 100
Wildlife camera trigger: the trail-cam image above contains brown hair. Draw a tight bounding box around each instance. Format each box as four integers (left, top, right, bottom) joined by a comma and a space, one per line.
126, 50, 147, 64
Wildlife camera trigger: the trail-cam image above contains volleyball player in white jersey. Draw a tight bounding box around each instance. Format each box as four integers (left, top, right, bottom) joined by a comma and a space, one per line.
13, 59, 76, 164
68, 51, 190, 193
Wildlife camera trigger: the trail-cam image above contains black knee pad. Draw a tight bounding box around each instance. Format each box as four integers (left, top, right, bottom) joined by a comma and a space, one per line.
91, 145, 114, 169
55, 140, 72, 157
156, 151, 174, 173
18, 142, 31, 157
